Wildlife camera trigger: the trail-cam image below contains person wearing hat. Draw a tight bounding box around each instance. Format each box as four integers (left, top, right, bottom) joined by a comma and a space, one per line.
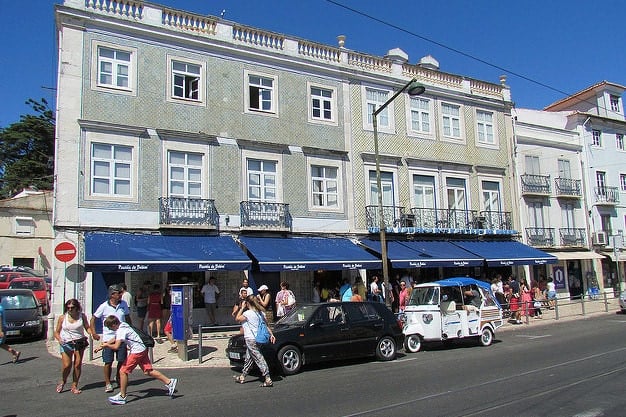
256, 284, 273, 323
90, 284, 131, 393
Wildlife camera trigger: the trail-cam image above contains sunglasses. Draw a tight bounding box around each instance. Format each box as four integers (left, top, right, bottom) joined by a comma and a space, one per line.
67, 305, 77, 309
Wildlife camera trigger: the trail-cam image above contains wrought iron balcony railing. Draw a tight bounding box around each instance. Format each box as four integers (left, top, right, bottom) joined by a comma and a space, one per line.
526, 227, 555, 247
477, 210, 513, 230
240, 201, 291, 230
521, 173, 551, 195
365, 205, 405, 229
555, 177, 582, 197
559, 228, 587, 247
594, 186, 619, 204
159, 197, 219, 227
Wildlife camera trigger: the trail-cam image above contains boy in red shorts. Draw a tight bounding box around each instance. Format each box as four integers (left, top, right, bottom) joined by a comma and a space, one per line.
95, 315, 177, 405
164, 314, 177, 353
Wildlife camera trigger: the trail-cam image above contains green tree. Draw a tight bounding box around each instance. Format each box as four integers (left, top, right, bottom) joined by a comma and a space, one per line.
0, 98, 55, 199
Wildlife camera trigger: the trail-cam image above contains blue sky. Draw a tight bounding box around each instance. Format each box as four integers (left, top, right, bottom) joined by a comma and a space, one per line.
2, 0, 625, 127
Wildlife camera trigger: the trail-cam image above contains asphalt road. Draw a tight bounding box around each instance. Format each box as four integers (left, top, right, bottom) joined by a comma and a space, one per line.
3, 314, 626, 417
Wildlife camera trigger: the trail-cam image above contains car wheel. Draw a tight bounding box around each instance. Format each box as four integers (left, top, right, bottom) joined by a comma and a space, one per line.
278, 345, 302, 375
404, 334, 422, 353
479, 327, 494, 347
376, 336, 397, 361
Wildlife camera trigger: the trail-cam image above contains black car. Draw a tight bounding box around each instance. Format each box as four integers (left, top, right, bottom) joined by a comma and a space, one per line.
226, 301, 404, 375
0, 289, 45, 339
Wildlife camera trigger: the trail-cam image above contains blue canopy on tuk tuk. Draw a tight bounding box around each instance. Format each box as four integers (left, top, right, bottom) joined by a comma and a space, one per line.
435, 277, 491, 291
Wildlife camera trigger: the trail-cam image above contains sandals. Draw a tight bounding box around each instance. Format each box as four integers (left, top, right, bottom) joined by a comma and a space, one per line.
71, 385, 82, 394
233, 375, 245, 384
56, 382, 65, 393
260, 379, 273, 388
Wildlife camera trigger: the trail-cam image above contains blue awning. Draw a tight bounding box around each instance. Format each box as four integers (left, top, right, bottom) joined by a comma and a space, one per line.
451, 241, 557, 266
360, 239, 484, 268
84, 233, 252, 272
238, 236, 381, 272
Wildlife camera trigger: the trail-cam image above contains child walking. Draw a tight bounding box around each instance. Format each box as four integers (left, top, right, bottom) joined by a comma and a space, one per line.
95, 315, 178, 405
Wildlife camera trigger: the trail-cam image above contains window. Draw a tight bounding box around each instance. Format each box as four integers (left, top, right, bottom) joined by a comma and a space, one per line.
91, 143, 132, 196
558, 159, 571, 178
481, 181, 501, 212
311, 165, 338, 208
446, 177, 467, 210
409, 97, 431, 134
309, 85, 336, 123
247, 159, 277, 201
561, 202, 575, 228
168, 151, 203, 197
600, 214, 612, 236
596, 171, 607, 190
366, 88, 390, 128
592, 130, 602, 147
476, 110, 495, 144
369, 170, 394, 206
441, 103, 461, 139
172, 61, 200, 100
528, 201, 545, 228
621, 174, 626, 191
247, 73, 275, 113
617, 134, 624, 151
97, 46, 131, 89
525, 155, 541, 175
610, 95, 621, 113
412, 175, 436, 208
15, 217, 34, 236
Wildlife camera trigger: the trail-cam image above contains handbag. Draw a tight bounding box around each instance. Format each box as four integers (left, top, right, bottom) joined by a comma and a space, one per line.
71, 336, 89, 350
255, 312, 270, 344
286, 291, 296, 306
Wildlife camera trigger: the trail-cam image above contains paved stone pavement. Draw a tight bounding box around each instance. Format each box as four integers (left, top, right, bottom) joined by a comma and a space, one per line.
47, 296, 619, 369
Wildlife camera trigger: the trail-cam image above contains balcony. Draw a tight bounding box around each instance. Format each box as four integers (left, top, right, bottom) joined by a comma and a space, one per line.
477, 210, 513, 230
526, 227, 555, 247
594, 186, 619, 205
240, 201, 291, 231
559, 228, 587, 247
159, 197, 219, 228
365, 205, 405, 229
521, 174, 551, 195
555, 178, 582, 198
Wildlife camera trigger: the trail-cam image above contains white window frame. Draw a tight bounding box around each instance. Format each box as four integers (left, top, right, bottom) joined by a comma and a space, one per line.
167, 151, 204, 198
445, 176, 469, 211
610, 95, 621, 113
411, 173, 437, 209
242, 149, 282, 202
84, 131, 138, 202
440, 101, 464, 142
561, 202, 576, 229
616, 133, 624, 151
407, 96, 433, 137
362, 85, 395, 134
14, 217, 35, 236
307, 156, 343, 212
307, 82, 337, 125
244, 70, 277, 115
167, 56, 206, 106
91, 41, 136, 95
162, 140, 209, 199
476, 109, 497, 147
528, 200, 545, 228
480, 179, 503, 213
620, 173, 626, 192
592, 130, 602, 147
365, 164, 398, 207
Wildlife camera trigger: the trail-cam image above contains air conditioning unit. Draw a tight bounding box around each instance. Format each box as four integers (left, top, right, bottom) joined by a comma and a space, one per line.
592, 231, 607, 246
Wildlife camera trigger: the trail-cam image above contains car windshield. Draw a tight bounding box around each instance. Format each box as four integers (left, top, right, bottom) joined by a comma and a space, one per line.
407, 287, 440, 306
1, 294, 37, 310
275, 305, 318, 326
10, 280, 45, 291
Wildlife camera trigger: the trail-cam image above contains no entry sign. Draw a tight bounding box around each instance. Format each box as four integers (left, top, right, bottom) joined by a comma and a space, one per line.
55, 241, 77, 263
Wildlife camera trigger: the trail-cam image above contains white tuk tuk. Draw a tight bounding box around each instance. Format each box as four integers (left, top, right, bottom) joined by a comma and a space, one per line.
402, 277, 503, 353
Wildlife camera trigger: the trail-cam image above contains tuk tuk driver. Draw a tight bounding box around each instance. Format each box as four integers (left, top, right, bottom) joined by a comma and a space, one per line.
463, 286, 481, 312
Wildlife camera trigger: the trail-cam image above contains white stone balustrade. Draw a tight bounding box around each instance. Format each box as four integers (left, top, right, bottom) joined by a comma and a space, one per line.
232, 25, 284, 50
162, 8, 217, 34
87, 0, 142, 19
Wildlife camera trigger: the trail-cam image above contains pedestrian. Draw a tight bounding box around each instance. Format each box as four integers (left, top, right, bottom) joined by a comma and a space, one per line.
147, 283, 163, 339
256, 284, 273, 323
233, 295, 275, 387
369, 275, 381, 302
200, 276, 220, 326
398, 281, 409, 312
508, 276, 522, 324
350, 284, 362, 302
0, 302, 20, 363
90, 284, 131, 393
134, 281, 150, 331
239, 278, 253, 298
161, 286, 171, 334
275, 281, 295, 318
54, 298, 94, 394
120, 283, 133, 313
163, 314, 177, 353
95, 315, 178, 405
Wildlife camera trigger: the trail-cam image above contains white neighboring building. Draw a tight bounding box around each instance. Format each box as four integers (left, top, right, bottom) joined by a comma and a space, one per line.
544, 81, 626, 293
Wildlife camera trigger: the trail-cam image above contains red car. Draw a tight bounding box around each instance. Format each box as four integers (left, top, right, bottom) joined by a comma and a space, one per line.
0, 271, 33, 290
9, 277, 50, 314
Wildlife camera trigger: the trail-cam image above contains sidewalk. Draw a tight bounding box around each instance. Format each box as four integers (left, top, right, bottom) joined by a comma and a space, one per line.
47, 297, 619, 369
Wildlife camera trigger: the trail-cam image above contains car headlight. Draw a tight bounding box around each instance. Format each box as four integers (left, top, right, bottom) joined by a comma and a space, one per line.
25, 320, 41, 327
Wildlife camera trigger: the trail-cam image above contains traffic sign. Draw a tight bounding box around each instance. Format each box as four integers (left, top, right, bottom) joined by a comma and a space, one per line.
55, 241, 77, 263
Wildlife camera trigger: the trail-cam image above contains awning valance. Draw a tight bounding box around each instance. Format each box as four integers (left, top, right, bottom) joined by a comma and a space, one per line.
546, 251, 605, 261
84, 233, 252, 272
360, 239, 484, 268
452, 241, 557, 266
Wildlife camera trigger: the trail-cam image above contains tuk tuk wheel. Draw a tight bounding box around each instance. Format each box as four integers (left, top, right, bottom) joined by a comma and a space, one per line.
404, 334, 422, 353
479, 328, 494, 347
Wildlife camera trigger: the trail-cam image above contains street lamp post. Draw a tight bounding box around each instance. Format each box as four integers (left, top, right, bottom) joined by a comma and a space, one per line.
372, 78, 425, 308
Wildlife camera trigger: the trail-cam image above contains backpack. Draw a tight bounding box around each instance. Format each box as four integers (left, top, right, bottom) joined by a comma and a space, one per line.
129, 324, 155, 348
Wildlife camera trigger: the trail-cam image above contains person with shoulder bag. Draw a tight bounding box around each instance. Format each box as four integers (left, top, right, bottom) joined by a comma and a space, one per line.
233, 295, 275, 387
275, 281, 295, 318
54, 299, 95, 394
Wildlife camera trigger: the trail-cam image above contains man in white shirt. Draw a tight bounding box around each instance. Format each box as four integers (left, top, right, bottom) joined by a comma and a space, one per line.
200, 277, 220, 326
